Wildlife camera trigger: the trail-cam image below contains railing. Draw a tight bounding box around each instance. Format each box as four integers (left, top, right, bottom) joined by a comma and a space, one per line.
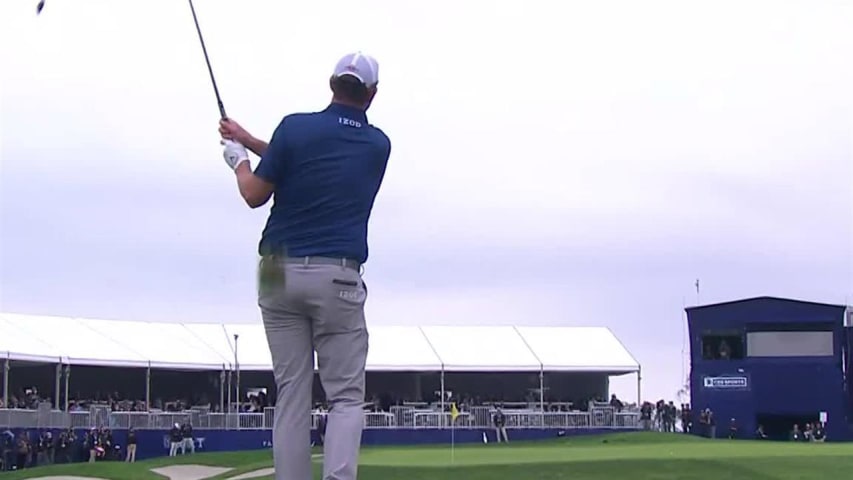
0, 407, 638, 431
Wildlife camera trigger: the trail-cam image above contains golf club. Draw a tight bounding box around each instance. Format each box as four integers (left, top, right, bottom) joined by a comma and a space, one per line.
188, 0, 227, 119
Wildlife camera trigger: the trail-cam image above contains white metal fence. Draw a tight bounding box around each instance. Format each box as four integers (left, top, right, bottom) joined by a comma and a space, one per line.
0, 406, 638, 431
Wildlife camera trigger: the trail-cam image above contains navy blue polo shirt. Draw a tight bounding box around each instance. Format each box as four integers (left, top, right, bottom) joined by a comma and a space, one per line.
253, 103, 391, 263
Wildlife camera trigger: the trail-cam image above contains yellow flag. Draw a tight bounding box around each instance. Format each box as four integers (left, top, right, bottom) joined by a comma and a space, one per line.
450, 402, 459, 422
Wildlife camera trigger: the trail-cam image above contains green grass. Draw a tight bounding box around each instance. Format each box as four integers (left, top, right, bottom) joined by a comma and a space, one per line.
3, 432, 851, 479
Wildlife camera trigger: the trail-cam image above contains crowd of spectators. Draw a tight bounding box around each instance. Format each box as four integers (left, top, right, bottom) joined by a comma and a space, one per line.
3, 383, 624, 418
638, 399, 685, 432
359, 391, 624, 416
0, 426, 123, 471
0, 388, 218, 414
0, 388, 43, 410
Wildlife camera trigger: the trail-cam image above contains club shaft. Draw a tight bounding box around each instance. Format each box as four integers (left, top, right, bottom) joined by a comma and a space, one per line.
188, 0, 227, 119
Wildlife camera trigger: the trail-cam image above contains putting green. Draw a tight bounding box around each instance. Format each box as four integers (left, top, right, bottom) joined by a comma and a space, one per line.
3, 432, 850, 480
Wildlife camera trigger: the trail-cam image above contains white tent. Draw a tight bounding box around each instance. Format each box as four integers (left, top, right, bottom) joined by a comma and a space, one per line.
420, 325, 542, 372
515, 326, 640, 373
0, 316, 62, 364
367, 326, 442, 371
0, 313, 639, 374
0, 312, 642, 410
1, 314, 148, 368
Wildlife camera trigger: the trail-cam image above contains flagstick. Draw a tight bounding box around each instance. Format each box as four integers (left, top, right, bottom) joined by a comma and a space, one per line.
451, 418, 455, 464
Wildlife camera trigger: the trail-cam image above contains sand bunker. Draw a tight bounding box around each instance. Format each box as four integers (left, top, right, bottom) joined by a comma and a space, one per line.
150, 465, 233, 480
225, 468, 275, 480
28, 454, 324, 480
219, 454, 323, 480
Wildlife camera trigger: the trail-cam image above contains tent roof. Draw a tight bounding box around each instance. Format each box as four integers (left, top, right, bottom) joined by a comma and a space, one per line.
420, 326, 541, 372
75, 318, 229, 370
515, 326, 639, 373
0, 313, 639, 374
1, 314, 148, 367
367, 326, 441, 371
0, 316, 63, 364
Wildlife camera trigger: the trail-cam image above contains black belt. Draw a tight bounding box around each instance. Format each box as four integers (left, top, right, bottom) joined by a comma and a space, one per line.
283, 256, 361, 271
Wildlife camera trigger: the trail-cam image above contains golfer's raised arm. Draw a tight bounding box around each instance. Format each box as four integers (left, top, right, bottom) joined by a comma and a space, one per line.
234, 162, 274, 208
241, 137, 268, 157
219, 118, 268, 156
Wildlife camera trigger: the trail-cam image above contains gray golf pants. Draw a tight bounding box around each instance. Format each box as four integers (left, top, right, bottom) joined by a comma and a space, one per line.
259, 256, 368, 480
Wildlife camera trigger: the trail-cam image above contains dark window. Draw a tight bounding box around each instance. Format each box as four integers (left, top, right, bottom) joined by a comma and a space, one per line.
701, 332, 744, 360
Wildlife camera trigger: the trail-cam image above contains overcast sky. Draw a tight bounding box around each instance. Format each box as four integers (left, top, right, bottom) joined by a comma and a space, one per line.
1, 0, 851, 402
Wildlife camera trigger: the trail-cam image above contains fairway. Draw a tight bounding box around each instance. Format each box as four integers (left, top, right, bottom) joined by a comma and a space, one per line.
3, 433, 851, 480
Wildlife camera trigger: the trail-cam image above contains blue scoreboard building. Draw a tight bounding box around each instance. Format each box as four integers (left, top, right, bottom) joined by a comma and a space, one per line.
686, 296, 852, 441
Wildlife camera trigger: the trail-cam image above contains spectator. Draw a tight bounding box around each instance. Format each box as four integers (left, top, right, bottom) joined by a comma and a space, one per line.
609, 394, 623, 412
640, 402, 653, 430
812, 422, 826, 442
57, 428, 76, 464
680, 403, 692, 433
702, 408, 716, 438
168, 424, 182, 457
125, 428, 137, 463
180, 423, 194, 455
36, 431, 54, 465
493, 407, 509, 443
718, 340, 731, 359
16, 432, 30, 470
789, 424, 803, 441
663, 402, 676, 432
317, 409, 327, 447
1, 429, 14, 471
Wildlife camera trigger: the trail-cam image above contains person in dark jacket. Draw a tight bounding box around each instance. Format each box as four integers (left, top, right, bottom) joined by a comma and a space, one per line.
493, 407, 509, 443
1, 430, 13, 471
85, 428, 98, 463
180, 423, 194, 455
15, 432, 30, 470
125, 428, 137, 463
317, 412, 327, 446
169, 424, 181, 457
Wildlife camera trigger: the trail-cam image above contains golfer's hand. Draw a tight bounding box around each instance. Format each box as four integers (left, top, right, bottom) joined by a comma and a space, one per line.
219, 118, 251, 145
221, 139, 249, 171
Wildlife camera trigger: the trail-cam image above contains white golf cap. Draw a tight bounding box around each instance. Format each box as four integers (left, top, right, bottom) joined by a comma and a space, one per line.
333, 52, 379, 87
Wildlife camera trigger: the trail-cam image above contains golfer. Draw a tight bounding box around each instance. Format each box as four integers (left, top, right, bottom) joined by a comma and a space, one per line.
218, 52, 390, 480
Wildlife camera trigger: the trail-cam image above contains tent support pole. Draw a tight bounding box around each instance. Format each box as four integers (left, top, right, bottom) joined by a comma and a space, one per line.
440, 368, 446, 429
226, 370, 233, 414
2, 356, 9, 408
63, 365, 71, 412
145, 363, 152, 411
539, 368, 545, 414
636, 366, 642, 406
219, 369, 226, 414
54, 363, 62, 409
234, 334, 240, 413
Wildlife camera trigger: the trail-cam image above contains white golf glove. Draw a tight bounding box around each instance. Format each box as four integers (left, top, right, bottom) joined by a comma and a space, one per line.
221, 139, 249, 170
